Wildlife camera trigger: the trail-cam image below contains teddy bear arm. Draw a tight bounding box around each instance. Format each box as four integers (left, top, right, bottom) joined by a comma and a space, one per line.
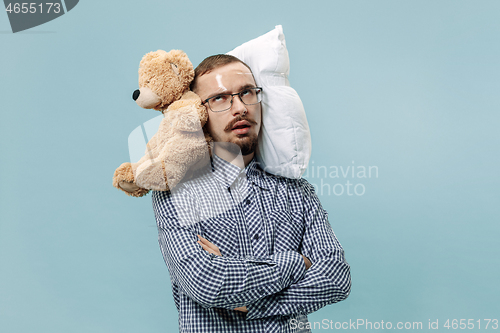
165, 106, 202, 132
165, 92, 208, 132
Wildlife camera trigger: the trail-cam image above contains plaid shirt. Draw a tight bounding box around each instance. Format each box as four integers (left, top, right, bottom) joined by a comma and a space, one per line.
152, 154, 351, 333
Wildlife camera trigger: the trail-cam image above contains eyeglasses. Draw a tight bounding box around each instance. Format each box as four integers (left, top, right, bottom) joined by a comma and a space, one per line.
202, 87, 263, 112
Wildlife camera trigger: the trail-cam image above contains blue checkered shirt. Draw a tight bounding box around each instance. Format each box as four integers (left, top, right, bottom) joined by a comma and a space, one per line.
152, 154, 351, 333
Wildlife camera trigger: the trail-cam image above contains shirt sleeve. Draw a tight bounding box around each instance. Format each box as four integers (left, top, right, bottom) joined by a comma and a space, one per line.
245, 179, 351, 320
153, 189, 307, 310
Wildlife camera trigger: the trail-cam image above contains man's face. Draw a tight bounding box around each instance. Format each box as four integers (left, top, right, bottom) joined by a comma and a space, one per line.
194, 62, 262, 156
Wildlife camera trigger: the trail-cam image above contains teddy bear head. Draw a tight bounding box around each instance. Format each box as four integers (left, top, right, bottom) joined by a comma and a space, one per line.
133, 49, 194, 111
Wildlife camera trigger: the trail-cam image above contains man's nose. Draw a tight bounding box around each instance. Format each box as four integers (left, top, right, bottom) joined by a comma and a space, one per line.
231, 95, 246, 116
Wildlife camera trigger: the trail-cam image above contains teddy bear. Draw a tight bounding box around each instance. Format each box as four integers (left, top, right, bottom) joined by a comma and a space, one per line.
113, 49, 211, 197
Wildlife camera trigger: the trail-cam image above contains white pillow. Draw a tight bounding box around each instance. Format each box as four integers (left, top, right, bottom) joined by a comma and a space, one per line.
227, 25, 311, 179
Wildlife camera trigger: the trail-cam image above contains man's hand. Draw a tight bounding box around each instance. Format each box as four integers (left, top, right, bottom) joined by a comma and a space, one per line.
234, 306, 248, 312
197, 235, 246, 313
232, 256, 310, 312
302, 254, 312, 270
197, 234, 222, 256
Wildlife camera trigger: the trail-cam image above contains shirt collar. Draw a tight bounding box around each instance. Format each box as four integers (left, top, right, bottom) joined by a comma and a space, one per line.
211, 154, 271, 190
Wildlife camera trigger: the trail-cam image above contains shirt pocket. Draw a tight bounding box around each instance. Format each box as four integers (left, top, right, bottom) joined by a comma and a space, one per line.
200, 217, 238, 257
270, 210, 304, 252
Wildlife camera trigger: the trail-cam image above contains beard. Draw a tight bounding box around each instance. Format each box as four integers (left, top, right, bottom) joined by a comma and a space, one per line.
213, 132, 258, 156
233, 132, 258, 156
214, 115, 259, 156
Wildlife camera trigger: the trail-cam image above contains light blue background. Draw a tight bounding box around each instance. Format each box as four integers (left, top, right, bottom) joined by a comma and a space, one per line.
1, 1, 499, 332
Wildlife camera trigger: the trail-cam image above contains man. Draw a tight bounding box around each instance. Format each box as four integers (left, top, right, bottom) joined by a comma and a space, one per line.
152, 54, 351, 333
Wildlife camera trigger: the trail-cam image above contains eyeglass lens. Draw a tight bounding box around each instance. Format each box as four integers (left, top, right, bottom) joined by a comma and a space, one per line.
209, 88, 262, 112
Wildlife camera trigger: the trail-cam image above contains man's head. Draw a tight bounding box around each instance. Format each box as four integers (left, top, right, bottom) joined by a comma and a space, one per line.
192, 55, 262, 158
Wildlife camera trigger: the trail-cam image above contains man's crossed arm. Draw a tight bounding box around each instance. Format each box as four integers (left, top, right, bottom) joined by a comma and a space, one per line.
192, 179, 351, 319
196, 234, 313, 312
155, 187, 310, 312
153, 179, 350, 320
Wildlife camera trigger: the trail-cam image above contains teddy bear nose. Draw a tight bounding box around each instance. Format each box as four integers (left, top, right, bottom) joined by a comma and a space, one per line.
132, 89, 140, 101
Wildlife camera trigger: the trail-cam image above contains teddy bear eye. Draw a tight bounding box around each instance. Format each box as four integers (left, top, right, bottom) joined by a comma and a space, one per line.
170, 63, 180, 76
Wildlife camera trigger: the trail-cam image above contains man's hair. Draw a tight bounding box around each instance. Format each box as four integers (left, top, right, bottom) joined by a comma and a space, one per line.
190, 54, 253, 92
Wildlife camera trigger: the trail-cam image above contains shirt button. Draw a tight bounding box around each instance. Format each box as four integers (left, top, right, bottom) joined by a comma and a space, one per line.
260, 305, 266, 311
253, 234, 259, 240
290, 274, 294, 281
246, 199, 251, 205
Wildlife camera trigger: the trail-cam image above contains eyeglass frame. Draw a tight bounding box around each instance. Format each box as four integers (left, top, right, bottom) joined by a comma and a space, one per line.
201, 86, 263, 112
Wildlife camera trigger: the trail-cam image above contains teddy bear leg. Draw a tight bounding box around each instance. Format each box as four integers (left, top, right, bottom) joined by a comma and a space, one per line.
135, 160, 169, 191
135, 158, 190, 192
113, 162, 150, 197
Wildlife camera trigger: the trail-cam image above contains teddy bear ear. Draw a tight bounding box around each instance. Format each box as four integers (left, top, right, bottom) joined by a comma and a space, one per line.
140, 52, 158, 66
140, 53, 153, 64
155, 50, 168, 57
140, 50, 167, 65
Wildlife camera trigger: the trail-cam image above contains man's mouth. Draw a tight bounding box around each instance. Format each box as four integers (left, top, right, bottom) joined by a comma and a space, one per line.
231, 120, 251, 134
231, 120, 251, 130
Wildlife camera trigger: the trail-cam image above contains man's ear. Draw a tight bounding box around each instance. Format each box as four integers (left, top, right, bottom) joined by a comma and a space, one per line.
190, 78, 198, 93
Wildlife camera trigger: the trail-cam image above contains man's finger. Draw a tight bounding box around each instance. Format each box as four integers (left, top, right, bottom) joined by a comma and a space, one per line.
197, 235, 215, 249
197, 235, 222, 256
301, 254, 312, 270
197, 240, 216, 254
234, 306, 248, 312
197, 235, 220, 251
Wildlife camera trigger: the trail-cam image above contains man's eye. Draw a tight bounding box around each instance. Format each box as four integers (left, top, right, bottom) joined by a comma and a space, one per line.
240, 89, 251, 96
212, 95, 227, 103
